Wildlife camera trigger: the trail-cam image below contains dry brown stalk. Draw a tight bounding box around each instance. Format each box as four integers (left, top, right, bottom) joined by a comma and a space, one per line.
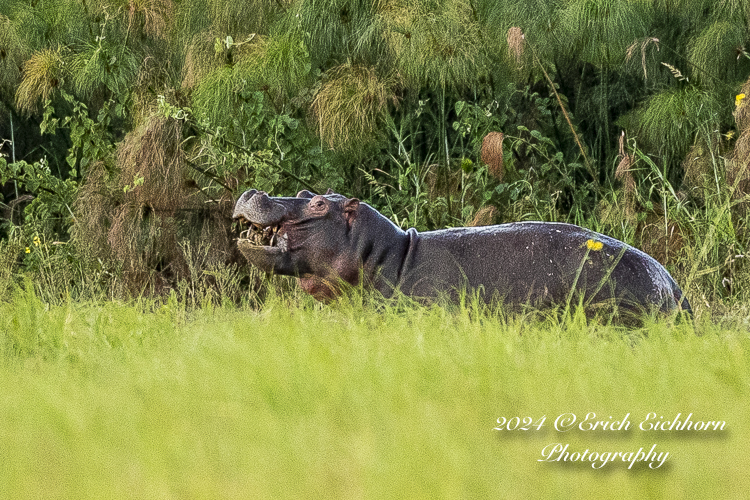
468, 205, 497, 227
728, 77, 750, 217
727, 132, 750, 216
71, 162, 116, 261
734, 76, 750, 131
625, 37, 660, 80
125, 0, 174, 40
480, 132, 504, 181
507, 27, 525, 65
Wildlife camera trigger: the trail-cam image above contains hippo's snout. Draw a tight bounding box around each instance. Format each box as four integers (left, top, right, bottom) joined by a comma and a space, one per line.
233, 190, 283, 225
233, 190, 299, 250
232, 189, 262, 220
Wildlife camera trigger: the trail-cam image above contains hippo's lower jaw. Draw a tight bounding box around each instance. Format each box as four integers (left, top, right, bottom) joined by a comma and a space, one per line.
237, 220, 289, 252
236, 239, 291, 275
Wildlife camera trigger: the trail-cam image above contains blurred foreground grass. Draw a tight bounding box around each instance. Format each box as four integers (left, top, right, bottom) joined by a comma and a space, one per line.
1, 287, 748, 499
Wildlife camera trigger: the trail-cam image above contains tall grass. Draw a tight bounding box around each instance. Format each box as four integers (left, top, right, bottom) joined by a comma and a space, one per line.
0, 288, 748, 499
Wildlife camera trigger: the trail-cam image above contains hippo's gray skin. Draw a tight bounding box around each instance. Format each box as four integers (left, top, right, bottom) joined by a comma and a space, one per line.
233, 189, 691, 316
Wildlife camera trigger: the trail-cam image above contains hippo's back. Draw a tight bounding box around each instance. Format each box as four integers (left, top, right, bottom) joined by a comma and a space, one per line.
397, 222, 686, 313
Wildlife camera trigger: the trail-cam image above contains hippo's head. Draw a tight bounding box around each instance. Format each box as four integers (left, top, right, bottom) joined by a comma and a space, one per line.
232, 189, 360, 279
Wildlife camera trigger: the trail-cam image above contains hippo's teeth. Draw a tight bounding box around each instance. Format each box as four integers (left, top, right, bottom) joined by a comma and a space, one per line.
236, 221, 284, 247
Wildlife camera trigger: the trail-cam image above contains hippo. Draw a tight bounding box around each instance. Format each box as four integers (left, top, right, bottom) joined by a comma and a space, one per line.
232, 189, 691, 316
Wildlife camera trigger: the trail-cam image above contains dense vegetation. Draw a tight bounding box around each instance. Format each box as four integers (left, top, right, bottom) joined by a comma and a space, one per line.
1, 0, 750, 314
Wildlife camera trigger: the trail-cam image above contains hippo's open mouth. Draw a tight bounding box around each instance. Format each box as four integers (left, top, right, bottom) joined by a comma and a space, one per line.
237, 220, 289, 251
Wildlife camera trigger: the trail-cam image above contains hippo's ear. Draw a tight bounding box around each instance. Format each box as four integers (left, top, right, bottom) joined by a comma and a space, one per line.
296, 190, 316, 199
343, 198, 360, 227
325, 188, 335, 195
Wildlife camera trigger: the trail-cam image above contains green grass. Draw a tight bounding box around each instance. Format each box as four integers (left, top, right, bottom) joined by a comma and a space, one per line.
1, 287, 749, 499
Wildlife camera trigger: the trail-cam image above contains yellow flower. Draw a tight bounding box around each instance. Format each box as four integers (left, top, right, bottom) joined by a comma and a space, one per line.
25, 247, 31, 254
586, 239, 604, 251
736, 93, 746, 108
33, 236, 40, 246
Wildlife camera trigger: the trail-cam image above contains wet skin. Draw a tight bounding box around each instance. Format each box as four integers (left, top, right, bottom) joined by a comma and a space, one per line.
233, 189, 691, 315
